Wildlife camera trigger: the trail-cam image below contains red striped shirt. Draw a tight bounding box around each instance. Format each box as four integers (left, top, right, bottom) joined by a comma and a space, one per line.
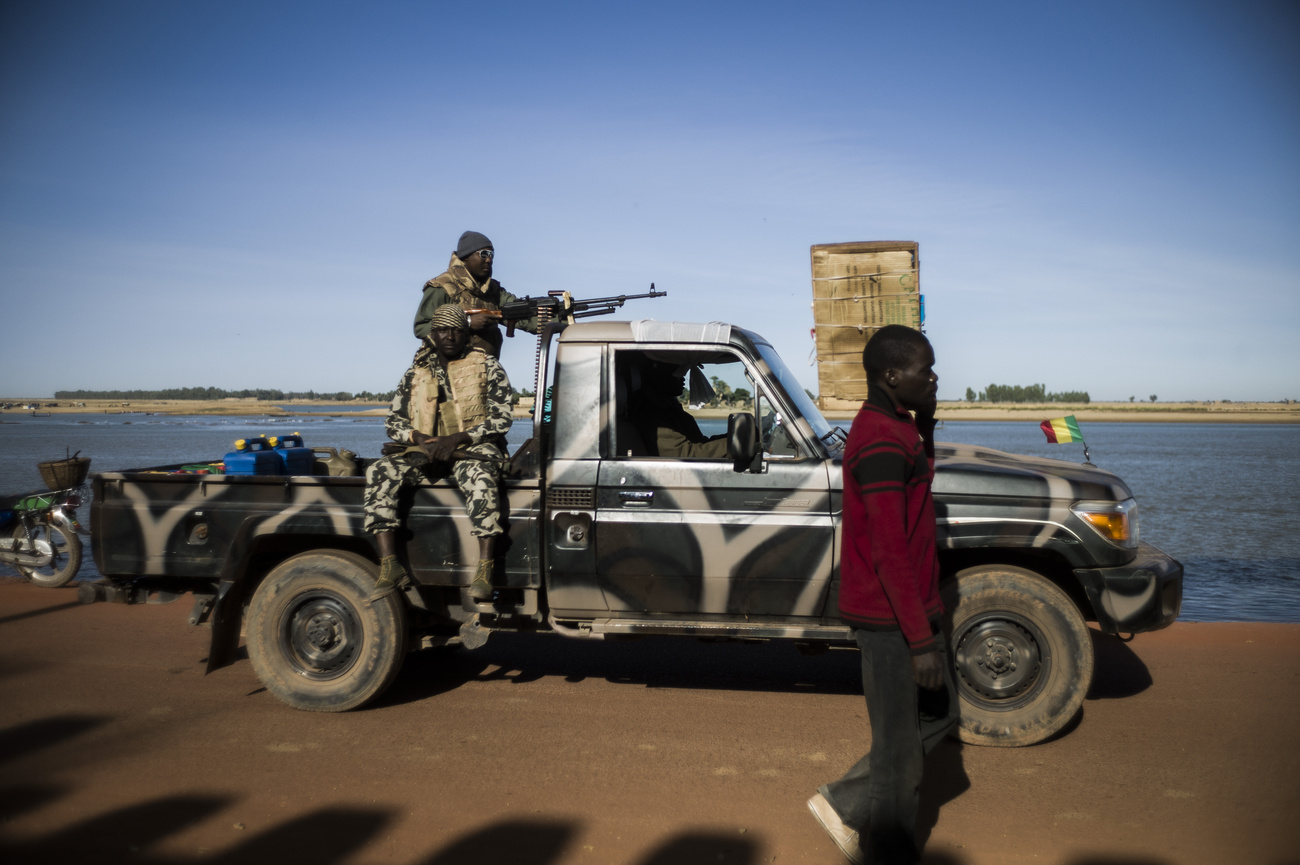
838, 390, 943, 653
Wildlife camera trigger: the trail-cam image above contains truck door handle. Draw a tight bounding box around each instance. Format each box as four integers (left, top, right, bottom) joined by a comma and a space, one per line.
619, 490, 654, 507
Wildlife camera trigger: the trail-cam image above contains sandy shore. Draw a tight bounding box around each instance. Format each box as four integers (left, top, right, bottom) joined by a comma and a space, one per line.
694, 400, 1300, 424
928, 400, 1300, 424
0, 398, 543, 419
3, 397, 1298, 423
0, 578, 1297, 864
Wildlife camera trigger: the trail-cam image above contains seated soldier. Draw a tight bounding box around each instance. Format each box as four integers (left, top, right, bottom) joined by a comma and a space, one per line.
364, 304, 512, 602
627, 360, 729, 459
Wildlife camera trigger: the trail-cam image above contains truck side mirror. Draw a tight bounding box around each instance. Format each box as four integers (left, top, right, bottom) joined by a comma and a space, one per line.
727, 413, 759, 472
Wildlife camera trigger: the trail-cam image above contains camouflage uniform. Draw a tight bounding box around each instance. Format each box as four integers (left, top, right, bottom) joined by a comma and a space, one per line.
413, 254, 540, 357
363, 344, 513, 538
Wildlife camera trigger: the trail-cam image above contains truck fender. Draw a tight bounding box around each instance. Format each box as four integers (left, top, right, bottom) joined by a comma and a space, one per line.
204, 512, 378, 673
204, 515, 275, 674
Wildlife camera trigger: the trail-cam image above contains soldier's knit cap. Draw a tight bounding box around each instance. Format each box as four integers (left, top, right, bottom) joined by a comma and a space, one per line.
455, 231, 493, 259
429, 303, 470, 332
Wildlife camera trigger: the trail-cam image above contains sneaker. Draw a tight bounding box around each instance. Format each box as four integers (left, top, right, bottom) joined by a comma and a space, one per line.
369, 556, 409, 603
807, 792, 862, 864
467, 558, 494, 601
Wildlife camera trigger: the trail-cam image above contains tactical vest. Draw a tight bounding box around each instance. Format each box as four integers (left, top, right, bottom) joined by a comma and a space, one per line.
444, 280, 500, 314
408, 352, 491, 438
453, 287, 501, 356
433, 269, 505, 357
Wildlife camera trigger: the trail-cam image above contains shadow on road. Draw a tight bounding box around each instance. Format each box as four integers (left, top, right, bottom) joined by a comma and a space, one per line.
0, 598, 81, 626
0, 789, 767, 865
0, 784, 65, 822
0, 714, 108, 767
418, 819, 575, 864
633, 830, 761, 864
1065, 856, 1177, 865
209, 807, 390, 864
380, 623, 1159, 711
1086, 630, 1153, 700
918, 738, 971, 850
377, 631, 864, 709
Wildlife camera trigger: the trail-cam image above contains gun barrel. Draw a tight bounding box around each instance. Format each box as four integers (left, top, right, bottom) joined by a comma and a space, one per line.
500, 286, 666, 320
573, 288, 667, 307
572, 307, 619, 320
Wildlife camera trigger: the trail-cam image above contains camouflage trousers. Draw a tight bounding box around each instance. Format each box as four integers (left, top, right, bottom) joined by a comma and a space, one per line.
362, 443, 505, 538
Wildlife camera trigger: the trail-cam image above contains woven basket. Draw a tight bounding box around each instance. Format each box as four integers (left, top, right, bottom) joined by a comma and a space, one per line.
38, 456, 91, 490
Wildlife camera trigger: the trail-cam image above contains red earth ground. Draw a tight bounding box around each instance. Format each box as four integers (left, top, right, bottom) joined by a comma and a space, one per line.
0, 578, 1297, 865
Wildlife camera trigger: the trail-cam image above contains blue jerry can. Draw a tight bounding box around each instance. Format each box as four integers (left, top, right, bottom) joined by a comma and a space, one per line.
269, 433, 314, 475
223, 437, 283, 475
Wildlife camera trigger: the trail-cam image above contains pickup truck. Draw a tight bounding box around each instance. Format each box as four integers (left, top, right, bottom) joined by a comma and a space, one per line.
85, 319, 1183, 747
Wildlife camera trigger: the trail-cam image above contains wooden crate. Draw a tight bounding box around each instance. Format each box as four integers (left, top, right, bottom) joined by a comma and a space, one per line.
810, 241, 920, 405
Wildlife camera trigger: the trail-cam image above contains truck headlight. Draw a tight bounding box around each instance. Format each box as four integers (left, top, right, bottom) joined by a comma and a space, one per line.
1071, 498, 1139, 549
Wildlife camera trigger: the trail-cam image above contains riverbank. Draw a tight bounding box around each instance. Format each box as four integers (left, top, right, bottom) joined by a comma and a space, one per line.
3, 398, 1298, 423
0, 398, 544, 419
719, 400, 1300, 423
0, 397, 390, 416
929, 400, 1300, 424
0, 579, 1296, 865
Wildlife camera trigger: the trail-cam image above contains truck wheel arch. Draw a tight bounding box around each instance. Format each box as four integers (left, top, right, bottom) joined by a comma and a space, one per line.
245, 549, 408, 712
942, 564, 1094, 747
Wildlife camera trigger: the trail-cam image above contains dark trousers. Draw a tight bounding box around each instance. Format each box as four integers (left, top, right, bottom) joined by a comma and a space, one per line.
821, 627, 960, 864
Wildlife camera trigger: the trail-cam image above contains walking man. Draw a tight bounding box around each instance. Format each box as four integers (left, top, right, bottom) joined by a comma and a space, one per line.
808, 324, 959, 864
413, 231, 539, 358
366, 304, 513, 602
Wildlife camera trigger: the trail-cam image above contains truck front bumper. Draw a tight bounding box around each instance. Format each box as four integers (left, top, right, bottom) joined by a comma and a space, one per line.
1073, 541, 1183, 636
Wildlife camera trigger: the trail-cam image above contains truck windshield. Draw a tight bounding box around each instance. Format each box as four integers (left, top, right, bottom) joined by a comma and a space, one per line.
753, 340, 841, 455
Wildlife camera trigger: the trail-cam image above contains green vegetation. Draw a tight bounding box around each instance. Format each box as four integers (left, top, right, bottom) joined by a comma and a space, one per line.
55, 387, 397, 402
966, 383, 1090, 403
54, 385, 540, 405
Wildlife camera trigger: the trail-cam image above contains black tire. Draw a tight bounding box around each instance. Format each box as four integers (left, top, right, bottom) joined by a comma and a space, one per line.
14, 521, 82, 588
245, 550, 408, 712
943, 565, 1093, 747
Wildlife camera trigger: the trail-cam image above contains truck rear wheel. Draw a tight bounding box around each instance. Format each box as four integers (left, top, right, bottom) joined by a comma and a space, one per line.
245, 550, 407, 712
944, 565, 1093, 747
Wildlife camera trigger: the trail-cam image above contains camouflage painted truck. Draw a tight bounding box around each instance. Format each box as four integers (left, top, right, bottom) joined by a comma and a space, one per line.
84, 319, 1183, 747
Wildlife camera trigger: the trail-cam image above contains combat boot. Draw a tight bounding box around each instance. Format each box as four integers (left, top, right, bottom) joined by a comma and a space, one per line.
369, 555, 410, 603
468, 558, 494, 601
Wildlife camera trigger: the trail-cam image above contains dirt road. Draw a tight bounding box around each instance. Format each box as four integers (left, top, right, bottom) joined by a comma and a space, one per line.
1, 579, 1296, 865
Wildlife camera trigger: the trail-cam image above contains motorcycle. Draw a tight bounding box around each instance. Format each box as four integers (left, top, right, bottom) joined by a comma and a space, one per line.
0, 454, 89, 588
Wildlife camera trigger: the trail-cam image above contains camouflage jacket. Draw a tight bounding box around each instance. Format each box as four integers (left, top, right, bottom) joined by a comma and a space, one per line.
413, 254, 539, 356
385, 345, 513, 447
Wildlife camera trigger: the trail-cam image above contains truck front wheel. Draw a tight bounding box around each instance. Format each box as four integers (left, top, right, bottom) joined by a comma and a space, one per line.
245, 550, 407, 712
943, 565, 1093, 747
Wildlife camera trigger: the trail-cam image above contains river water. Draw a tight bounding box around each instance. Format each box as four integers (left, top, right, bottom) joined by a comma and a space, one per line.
2, 411, 1296, 623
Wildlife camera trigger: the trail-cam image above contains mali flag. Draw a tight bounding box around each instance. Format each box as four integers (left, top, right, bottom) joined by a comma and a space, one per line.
1040, 415, 1084, 444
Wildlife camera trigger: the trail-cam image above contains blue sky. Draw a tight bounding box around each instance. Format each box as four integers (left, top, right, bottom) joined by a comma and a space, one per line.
2, 1, 1297, 402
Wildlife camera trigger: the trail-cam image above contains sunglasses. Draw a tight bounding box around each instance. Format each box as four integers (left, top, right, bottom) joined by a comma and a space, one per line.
473, 248, 494, 261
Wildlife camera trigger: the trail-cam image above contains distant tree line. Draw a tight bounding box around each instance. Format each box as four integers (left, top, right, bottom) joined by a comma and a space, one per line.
963, 384, 1090, 403
673, 376, 754, 408
55, 385, 539, 405
54, 387, 397, 402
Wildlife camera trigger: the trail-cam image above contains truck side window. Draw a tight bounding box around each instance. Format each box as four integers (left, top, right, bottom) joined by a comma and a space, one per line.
615, 350, 740, 460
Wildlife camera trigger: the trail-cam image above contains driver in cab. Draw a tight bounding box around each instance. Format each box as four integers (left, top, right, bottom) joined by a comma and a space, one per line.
627, 360, 729, 459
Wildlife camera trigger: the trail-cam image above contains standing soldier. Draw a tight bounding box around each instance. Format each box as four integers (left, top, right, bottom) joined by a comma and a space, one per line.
366, 304, 513, 602
413, 230, 539, 358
